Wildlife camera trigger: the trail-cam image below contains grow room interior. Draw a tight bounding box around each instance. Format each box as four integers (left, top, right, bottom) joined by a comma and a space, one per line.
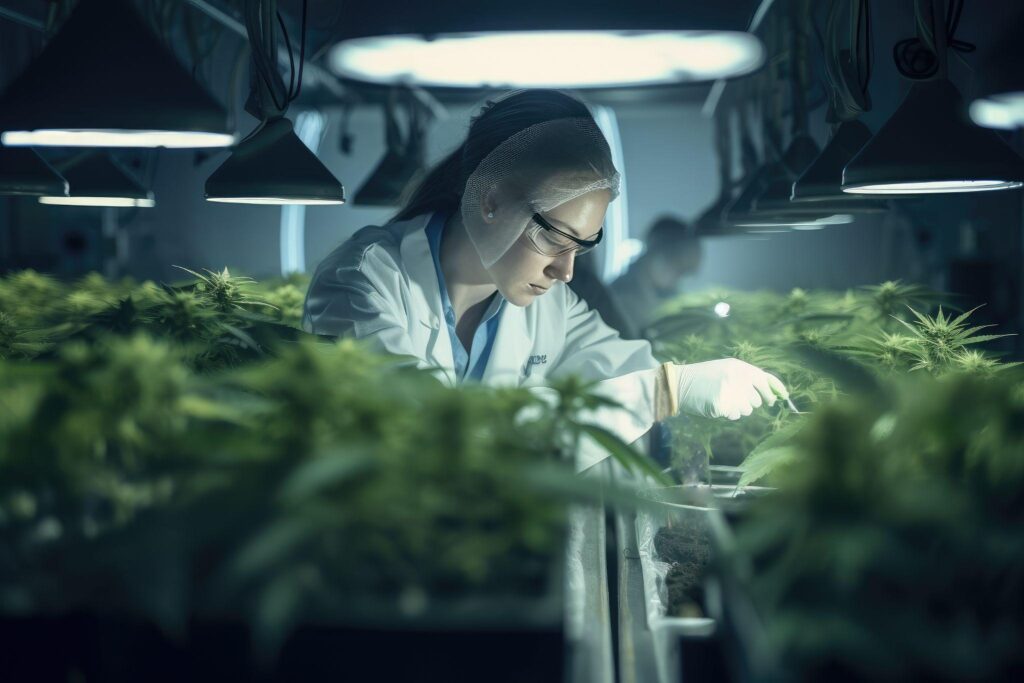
2, 0, 1024, 681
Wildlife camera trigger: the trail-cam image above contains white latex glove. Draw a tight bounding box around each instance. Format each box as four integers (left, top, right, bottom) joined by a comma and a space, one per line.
674, 358, 788, 421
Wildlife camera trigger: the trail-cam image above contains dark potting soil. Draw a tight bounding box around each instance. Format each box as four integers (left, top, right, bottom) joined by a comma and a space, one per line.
666, 563, 707, 618
654, 519, 711, 617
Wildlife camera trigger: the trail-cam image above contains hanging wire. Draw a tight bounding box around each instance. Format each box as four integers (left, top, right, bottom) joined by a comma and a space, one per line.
270, 0, 309, 105
714, 104, 735, 199
788, 0, 812, 137
893, 0, 974, 80
276, 10, 295, 100
291, 0, 308, 102
244, 0, 288, 115
824, 0, 873, 121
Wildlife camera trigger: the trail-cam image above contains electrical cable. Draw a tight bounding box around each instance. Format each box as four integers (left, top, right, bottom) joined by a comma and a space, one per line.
276, 10, 295, 101
824, 0, 872, 121
291, 0, 307, 103
272, 0, 308, 105
244, 0, 287, 115
893, 0, 974, 80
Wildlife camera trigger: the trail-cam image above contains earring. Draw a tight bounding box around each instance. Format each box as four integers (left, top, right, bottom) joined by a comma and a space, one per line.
487, 212, 494, 219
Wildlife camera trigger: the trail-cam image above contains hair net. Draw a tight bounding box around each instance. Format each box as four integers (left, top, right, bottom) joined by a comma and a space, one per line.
460, 117, 620, 268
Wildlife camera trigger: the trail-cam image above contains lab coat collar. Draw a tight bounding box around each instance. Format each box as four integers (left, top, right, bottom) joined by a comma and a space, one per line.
398, 214, 457, 386
398, 212, 530, 388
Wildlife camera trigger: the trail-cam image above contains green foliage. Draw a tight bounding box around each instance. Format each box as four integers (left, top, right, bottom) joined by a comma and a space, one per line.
648, 283, 1014, 486
0, 268, 307, 371
0, 268, 655, 647
251, 272, 311, 329
857, 280, 946, 328
731, 371, 1024, 680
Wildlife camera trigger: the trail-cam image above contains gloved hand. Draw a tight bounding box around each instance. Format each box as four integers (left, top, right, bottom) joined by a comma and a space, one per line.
670, 358, 789, 421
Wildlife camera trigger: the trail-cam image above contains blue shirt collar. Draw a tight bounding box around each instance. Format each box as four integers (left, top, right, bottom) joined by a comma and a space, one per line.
424, 211, 506, 381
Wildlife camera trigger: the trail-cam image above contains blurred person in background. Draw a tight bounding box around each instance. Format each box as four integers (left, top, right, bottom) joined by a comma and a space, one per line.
610, 216, 702, 337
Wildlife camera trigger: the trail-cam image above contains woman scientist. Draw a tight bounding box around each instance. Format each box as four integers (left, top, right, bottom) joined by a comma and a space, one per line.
303, 90, 788, 470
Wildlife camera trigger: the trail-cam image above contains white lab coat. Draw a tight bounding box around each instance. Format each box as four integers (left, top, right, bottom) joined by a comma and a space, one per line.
303, 213, 662, 470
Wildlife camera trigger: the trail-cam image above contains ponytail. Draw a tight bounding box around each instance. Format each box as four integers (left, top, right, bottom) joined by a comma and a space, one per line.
389, 147, 463, 223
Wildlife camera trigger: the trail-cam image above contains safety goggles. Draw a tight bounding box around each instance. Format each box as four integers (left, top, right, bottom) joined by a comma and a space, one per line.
524, 212, 604, 257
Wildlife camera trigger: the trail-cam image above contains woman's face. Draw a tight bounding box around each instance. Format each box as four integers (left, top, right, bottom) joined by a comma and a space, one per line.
487, 189, 611, 307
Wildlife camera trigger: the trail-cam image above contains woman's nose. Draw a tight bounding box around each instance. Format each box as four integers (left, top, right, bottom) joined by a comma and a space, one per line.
545, 250, 576, 283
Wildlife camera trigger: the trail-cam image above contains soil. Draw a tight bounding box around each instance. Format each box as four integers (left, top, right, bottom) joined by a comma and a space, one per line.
666, 563, 706, 618
654, 518, 712, 618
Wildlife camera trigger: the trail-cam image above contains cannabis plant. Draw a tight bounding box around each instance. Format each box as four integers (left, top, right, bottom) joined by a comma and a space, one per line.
857, 279, 946, 329
649, 284, 1014, 487
728, 370, 1024, 681
0, 323, 650, 650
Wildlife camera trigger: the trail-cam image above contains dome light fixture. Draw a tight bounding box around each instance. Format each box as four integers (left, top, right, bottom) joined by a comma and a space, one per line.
206, 117, 345, 205
326, 3, 764, 88
331, 31, 765, 89
842, 81, 1024, 194
38, 153, 154, 208
353, 95, 428, 206
206, 0, 345, 206
790, 121, 888, 211
0, 0, 234, 149
0, 146, 68, 197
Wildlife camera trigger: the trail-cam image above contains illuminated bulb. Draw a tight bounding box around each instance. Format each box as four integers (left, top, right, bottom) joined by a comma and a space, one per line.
970, 95, 1024, 130
843, 180, 1022, 194
330, 31, 764, 88
206, 197, 344, 205
736, 214, 854, 229
2, 130, 234, 149
39, 196, 154, 207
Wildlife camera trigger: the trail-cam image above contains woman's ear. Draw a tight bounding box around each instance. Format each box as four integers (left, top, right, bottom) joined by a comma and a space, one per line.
482, 184, 501, 223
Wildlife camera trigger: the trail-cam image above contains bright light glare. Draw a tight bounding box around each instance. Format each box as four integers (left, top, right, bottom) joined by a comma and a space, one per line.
714, 302, 731, 318
970, 94, 1024, 130
330, 31, 764, 88
2, 129, 235, 149
843, 180, 1022, 194
207, 197, 345, 205
736, 214, 854, 228
39, 196, 155, 208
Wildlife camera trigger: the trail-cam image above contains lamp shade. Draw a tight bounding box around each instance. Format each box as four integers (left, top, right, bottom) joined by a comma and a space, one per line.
0, 146, 68, 197
205, 118, 346, 205
327, 2, 764, 88
353, 101, 427, 206
730, 137, 848, 229
352, 152, 425, 206
751, 135, 831, 215
0, 0, 233, 149
39, 153, 154, 207
694, 194, 742, 236
842, 80, 1024, 194
789, 121, 888, 212
722, 165, 775, 227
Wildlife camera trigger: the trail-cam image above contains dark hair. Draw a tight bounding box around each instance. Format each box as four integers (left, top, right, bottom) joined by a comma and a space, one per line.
391, 90, 596, 223
647, 215, 697, 249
